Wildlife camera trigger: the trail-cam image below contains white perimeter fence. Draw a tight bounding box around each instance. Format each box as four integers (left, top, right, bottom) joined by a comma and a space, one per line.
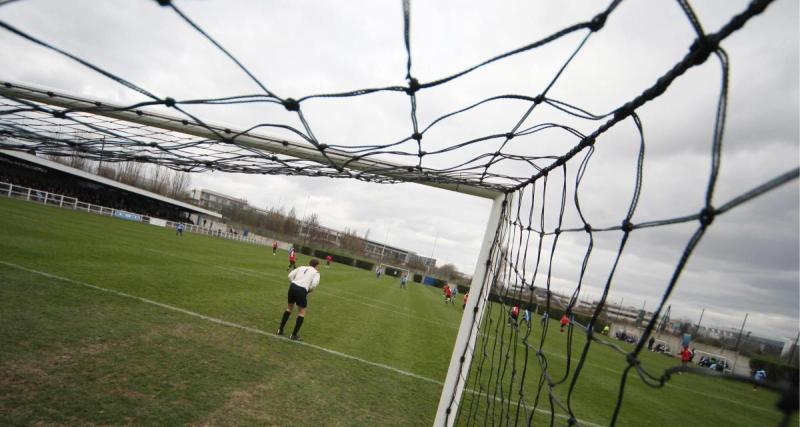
0, 181, 276, 247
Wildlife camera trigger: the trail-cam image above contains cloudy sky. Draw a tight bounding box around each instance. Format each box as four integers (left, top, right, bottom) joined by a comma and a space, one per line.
0, 0, 797, 340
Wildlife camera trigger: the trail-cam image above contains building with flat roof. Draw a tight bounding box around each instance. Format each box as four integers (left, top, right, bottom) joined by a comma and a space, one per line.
189, 188, 248, 212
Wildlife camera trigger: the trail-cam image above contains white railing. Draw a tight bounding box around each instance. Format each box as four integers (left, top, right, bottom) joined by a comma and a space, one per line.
0, 181, 271, 247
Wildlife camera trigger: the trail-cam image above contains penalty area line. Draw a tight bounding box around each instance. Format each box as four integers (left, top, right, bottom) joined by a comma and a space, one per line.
0, 260, 602, 427
0, 260, 440, 386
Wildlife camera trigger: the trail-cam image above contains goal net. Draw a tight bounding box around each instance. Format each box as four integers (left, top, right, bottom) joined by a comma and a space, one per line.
379, 264, 409, 278
0, 1, 796, 426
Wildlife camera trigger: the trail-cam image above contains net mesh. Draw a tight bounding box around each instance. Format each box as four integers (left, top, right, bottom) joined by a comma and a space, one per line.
0, 0, 797, 425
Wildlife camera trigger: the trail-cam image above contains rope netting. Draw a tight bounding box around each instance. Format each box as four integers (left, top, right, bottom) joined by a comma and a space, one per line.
0, 0, 797, 425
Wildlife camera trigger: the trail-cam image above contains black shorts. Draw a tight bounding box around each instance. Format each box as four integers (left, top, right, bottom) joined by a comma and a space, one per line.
287, 283, 308, 308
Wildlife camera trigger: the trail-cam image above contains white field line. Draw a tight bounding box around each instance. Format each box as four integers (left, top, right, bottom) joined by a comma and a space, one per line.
138, 250, 771, 414
1, 260, 602, 427
0, 260, 440, 385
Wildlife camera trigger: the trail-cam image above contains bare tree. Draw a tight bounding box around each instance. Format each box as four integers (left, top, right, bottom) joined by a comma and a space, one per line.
436, 263, 459, 280
117, 161, 143, 186
283, 208, 300, 236
97, 164, 116, 179
305, 213, 325, 244
340, 227, 367, 254
148, 164, 169, 195
67, 149, 89, 172
167, 170, 191, 200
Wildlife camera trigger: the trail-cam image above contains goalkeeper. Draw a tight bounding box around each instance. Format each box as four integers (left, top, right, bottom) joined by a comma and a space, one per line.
277, 258, 321, 341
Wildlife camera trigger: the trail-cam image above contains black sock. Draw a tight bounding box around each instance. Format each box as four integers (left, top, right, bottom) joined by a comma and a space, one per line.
292, 315, 305, 336
279, 310, 291, 333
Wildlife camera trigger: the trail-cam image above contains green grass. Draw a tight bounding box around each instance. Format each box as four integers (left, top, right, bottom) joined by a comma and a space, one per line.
0, 197, 792, 426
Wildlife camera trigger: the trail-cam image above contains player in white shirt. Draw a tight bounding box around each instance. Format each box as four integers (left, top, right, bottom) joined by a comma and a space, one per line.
277, 258, 321, 341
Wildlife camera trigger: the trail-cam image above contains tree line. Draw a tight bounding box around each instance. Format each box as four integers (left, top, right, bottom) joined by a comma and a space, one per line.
47, 151, 192, 201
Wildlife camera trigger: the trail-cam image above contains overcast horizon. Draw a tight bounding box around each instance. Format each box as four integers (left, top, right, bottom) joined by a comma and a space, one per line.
0, 0, 797, 341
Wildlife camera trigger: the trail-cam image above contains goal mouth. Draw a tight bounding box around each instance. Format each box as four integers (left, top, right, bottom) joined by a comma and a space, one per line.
377, 264, 410, 278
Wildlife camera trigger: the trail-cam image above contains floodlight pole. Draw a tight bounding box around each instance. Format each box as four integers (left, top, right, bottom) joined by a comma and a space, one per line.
434, 193, 507, 427
731, 313, 749, 374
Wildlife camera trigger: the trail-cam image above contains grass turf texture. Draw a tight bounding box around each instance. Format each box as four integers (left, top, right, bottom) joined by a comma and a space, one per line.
0, 197, 791, 426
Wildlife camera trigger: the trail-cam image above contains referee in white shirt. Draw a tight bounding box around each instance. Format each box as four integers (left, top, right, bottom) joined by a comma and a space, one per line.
277, 258, 321, 341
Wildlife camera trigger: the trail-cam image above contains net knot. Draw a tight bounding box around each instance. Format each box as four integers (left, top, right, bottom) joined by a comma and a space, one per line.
505, 132, 515, 140
621, 219, 634, 233
318, 143, 328, 151
411, 132, 422, 141
3, 82, 12, 88
689, 36, 716, 66
626, 353, 640, 366
282, 98, 300, 111
554, 228, 561, 235
405, 77, 420, 95
568, 417, 578, 426
155, 0, 171, 6
533, 95, 545, 105
588, 13, 607, 32
52, 111, 66, 119
583, 223, 592, 233
418, 150, 426, 157
699, 206, 716, 227
163, 97, 176, 107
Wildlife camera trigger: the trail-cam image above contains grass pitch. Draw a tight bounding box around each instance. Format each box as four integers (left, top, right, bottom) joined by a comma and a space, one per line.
0, 197, 791, 426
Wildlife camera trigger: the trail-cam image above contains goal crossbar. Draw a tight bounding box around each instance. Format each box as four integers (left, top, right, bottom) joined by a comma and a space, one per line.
0, 81, 503, 200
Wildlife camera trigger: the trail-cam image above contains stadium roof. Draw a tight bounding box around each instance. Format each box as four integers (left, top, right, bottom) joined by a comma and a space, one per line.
0, 149, 223, 219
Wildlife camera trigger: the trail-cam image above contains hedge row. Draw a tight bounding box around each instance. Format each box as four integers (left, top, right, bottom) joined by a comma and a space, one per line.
293, 244, 375, 271
749, 356, 800, 382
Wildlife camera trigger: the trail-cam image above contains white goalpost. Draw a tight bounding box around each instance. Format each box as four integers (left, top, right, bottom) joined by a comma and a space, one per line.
378, 263, 409, 278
